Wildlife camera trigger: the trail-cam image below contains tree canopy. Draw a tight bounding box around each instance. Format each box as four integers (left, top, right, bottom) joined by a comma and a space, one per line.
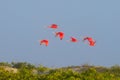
0, 62, 120, 80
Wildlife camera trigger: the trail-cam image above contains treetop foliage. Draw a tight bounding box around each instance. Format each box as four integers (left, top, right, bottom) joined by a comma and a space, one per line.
0, 62, 120, 80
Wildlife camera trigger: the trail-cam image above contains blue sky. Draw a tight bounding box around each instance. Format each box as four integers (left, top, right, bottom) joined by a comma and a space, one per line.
0, 0, 120, 67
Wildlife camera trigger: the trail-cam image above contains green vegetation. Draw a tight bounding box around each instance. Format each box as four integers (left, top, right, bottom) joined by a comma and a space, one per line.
0, 62, 120, 80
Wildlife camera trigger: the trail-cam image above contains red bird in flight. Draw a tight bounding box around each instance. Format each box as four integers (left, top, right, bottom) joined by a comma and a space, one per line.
55, 31, 64, 40
83, 37, 96, 46
40, 39, 49, 46
48, 24, 58, 29
69, 37, 78, 43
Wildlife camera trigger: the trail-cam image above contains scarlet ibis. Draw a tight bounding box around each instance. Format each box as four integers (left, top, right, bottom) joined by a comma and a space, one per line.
83, 37, 96, 46
48, 24, 58, 29
40, 39, 49, 46
55, 31, 64, 40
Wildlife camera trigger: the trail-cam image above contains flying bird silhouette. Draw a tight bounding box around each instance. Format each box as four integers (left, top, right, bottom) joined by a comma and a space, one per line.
55, 31, 64, 40
48, 24, 58, 29
68, 37, 78, 43
40, 39, 49, 46
83, 37, 96, 46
